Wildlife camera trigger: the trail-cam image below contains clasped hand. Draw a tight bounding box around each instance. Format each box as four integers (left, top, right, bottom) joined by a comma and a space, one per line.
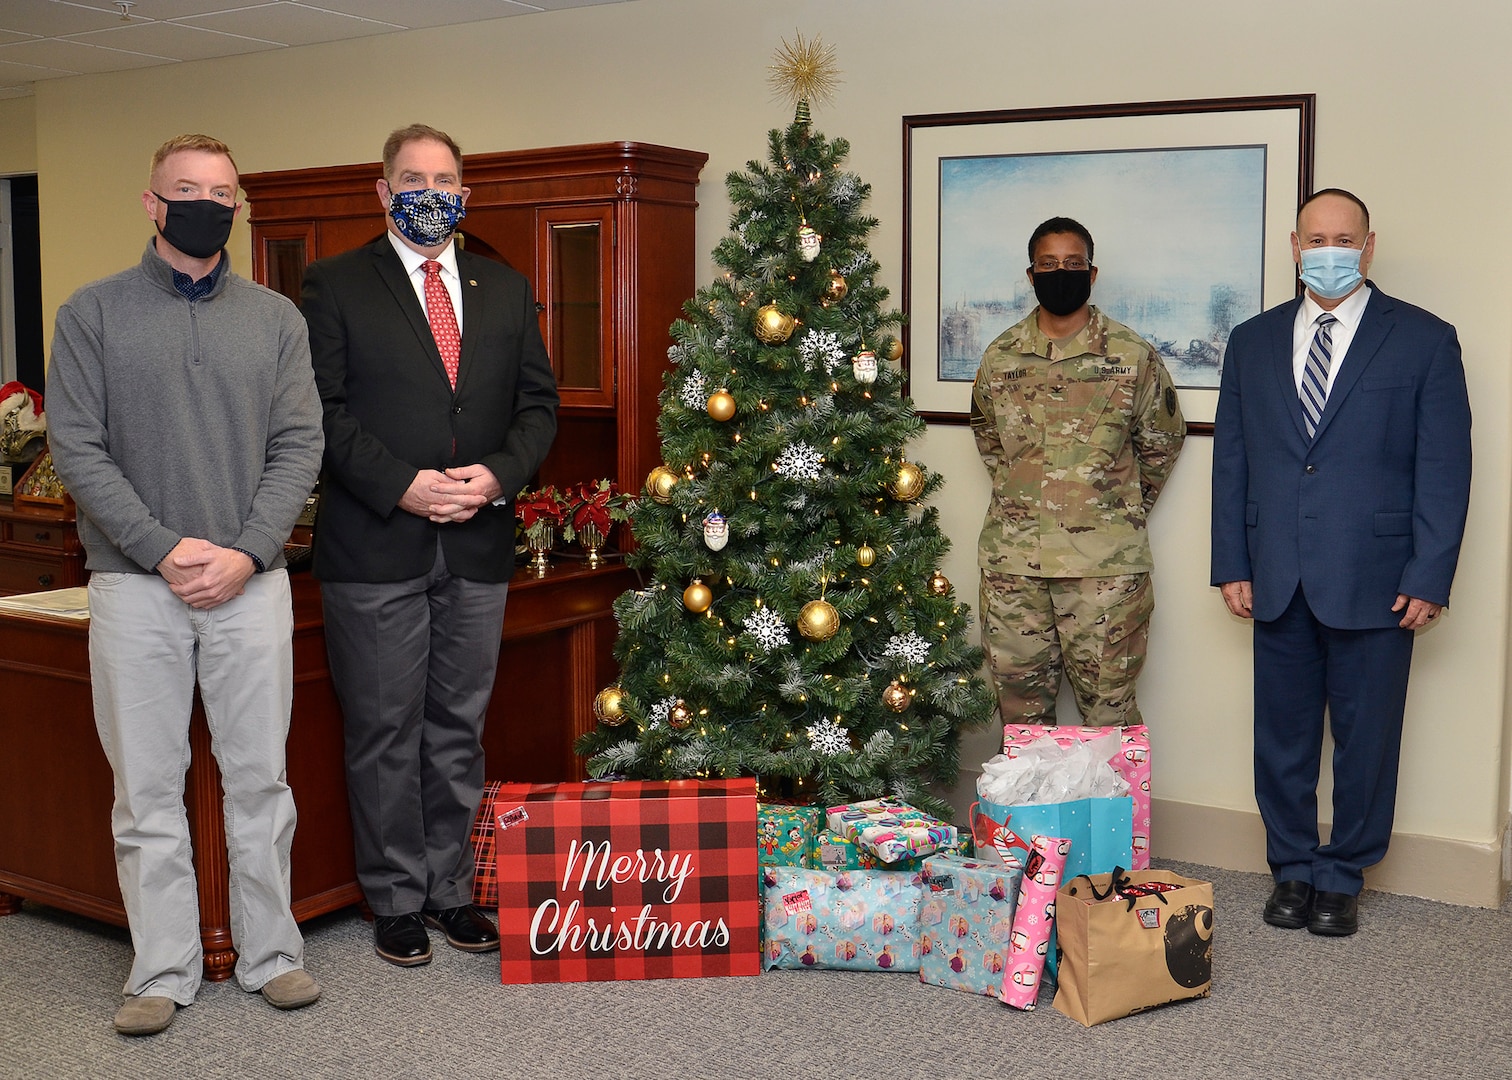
400, 464, 503, 523
158, 537, 255, 610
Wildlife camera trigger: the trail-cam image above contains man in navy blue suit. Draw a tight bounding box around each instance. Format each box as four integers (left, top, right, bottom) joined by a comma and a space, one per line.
1211, 188, 1471, 936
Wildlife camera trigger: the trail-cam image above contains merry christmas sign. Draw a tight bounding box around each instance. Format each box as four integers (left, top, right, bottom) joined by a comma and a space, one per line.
492, 779, 761, 983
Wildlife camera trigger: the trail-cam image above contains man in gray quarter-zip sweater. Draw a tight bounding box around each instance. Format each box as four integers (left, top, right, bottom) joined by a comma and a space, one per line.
45, 134, 325, 1037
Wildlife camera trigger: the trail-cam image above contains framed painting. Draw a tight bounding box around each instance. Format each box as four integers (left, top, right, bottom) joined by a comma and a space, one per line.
902, 95, 1315, 431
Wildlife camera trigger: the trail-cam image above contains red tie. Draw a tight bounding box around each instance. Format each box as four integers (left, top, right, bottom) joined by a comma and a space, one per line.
423, 260, 460, 389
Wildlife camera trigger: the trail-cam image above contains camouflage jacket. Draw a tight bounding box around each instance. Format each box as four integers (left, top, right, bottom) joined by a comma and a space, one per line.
971, 306, 1185, 577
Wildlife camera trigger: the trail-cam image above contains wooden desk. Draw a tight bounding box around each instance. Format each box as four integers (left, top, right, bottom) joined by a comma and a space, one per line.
0, 560, 634, 978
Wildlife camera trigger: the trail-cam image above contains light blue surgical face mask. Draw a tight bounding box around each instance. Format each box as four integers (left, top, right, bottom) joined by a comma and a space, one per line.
1298, 246, 1364, 300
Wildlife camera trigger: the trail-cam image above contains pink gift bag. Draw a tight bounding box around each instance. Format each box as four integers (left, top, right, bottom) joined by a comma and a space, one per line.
1003, 724, 1152, 868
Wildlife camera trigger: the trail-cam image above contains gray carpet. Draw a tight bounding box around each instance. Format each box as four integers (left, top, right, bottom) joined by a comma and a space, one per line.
2, 862, 1510, 1080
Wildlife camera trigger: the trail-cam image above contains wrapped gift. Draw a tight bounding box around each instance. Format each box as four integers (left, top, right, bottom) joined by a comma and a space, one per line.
815, 828, 916, 871
761, 865, 924, 972
825, 798, 958, 862
824, 797, 927, 837
470, 779, 506, 908
918, 853, 1024, 997
999, 834, 1070, 1010
1003, 724, 1152, 868
492, 779, 761, 984
758, 803, 822, 867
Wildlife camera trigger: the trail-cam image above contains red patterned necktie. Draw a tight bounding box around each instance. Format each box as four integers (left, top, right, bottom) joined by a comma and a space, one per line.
422, 260, 460, 389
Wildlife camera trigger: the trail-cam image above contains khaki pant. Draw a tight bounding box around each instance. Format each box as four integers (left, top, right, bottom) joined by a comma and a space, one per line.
979, 570, 1153, 727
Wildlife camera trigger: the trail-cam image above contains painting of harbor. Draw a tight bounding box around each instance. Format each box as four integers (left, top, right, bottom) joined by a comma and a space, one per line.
937, 145, 1267, 389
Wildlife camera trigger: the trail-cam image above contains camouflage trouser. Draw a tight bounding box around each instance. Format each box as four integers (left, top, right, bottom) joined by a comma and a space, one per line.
978, 570, 1153, 727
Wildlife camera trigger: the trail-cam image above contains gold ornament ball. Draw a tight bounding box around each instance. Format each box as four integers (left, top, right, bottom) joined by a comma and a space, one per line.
754, 304, 797, 344
886, 339, 904, 362
882, 681, 912, 713
887, 461, 926, 502
646, 465, 679, 504
856, 544, 876, 568
593, 685, 627, 726
668, 700, 693, 729
823, 271, 848, 303
683, 579, 713, 613
798, 599, 840, 641
928, 571, 951, 596
707, 390, 736, 422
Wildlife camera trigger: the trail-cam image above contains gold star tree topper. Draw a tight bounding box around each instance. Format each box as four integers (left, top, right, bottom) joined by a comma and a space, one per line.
767, 31, 841, 124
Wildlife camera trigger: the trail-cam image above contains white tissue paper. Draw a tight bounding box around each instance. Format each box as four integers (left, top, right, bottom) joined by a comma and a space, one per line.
976, 731, 1131, 806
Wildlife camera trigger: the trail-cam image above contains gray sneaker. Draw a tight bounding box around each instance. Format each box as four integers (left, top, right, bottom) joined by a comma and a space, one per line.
113, 995, 176, 1036
261, 968, 322, 1010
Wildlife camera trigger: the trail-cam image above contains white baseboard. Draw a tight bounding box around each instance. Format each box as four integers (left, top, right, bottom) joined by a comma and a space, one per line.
1152, 797, 1510, 909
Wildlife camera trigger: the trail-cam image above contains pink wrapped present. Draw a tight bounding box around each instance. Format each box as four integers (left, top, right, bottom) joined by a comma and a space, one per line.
998, 834, 1069, 1011
1003, 724, 1152, 869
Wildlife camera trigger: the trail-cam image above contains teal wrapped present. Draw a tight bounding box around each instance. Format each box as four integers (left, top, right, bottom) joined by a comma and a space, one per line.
757, 803, 822, 867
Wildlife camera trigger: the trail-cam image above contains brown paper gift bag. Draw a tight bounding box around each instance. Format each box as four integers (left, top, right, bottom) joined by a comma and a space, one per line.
1051, 868, 1214, 1026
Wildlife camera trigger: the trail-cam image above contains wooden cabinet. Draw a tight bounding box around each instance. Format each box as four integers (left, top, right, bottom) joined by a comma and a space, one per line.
0, 497, 84, 596
241, 142, 708, 500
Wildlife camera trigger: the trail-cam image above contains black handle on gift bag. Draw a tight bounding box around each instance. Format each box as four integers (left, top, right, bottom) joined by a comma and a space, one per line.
1066, 866, 1130, 902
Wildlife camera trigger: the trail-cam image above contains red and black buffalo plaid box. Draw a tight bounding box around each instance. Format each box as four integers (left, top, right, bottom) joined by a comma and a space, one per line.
493, 779, 762, 984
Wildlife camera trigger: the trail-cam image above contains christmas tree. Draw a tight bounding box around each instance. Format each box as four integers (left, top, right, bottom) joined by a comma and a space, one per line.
576, 35, 995, 821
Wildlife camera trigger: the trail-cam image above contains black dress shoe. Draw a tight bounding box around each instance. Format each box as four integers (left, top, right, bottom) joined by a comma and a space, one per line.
422, 904, 500, 953
374, 912, 433, 967
1262, 880, 1315, 929
1308, 891, 1359, 936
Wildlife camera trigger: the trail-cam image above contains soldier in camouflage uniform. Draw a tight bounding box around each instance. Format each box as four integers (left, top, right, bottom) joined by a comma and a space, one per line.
971, 217, 1185, 727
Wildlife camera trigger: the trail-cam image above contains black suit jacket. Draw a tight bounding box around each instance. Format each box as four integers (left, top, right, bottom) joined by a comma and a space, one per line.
302, 235, 559, 583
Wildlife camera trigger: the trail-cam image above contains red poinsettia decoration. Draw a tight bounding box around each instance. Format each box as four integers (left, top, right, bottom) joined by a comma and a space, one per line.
566, 479, 629, 536
515, 485, 567, 543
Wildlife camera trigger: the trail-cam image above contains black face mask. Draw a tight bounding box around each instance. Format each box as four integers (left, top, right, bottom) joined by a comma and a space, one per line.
1031, 268, 1093, 318
154, 195, 235, 260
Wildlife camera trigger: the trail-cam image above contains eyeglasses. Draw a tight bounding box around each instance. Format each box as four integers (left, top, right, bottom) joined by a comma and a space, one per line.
1032, 257, 1091, 272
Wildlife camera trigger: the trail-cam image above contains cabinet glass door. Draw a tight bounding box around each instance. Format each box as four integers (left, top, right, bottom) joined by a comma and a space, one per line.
538, 206, 614, 409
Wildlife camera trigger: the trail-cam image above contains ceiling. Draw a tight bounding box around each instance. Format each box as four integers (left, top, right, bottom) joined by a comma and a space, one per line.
0, 0, 637, 99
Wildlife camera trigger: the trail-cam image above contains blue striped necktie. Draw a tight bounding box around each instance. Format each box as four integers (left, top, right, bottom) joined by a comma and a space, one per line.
1301, 312, 1337, 438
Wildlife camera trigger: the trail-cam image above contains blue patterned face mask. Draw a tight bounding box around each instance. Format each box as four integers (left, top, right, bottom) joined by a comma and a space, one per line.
388, 188, 465, 247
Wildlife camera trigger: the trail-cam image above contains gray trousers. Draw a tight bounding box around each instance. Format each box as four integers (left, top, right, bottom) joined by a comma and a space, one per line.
87, 570, 304, 1003
320, 544, 508, 917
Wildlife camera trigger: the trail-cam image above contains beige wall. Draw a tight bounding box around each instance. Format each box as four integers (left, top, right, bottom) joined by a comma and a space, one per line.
13, 0, 1512, 903
0, 97, 37, 175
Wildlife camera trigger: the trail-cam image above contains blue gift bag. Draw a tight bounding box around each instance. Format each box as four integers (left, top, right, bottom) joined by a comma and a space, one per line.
975, 795, 1134, 978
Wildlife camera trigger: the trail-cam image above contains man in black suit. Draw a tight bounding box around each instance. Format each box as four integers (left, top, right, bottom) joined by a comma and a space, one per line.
302, 124, 558, 967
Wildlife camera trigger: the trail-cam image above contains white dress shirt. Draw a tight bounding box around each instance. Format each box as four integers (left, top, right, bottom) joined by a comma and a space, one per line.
1291, 284, 1371, 397
386, 231, 463, 336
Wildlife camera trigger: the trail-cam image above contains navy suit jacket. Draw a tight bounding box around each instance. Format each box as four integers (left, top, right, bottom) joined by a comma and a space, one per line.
1210, 283, 1471, 628
303, 236, 559, 584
